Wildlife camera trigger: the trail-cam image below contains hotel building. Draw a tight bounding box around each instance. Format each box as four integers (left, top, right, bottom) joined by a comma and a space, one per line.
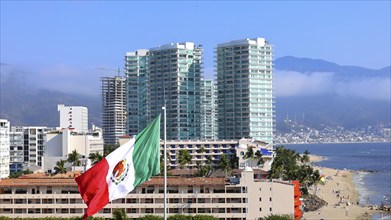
0, 169, 295, 219
101, 76, 127, 145
58, 104, 88, 133
216, 38, 275, 144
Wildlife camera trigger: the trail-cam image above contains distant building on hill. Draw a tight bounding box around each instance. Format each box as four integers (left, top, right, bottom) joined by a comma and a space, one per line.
0, 119, 10, 178
0, 169, 294, 219
58, 104, 88, 133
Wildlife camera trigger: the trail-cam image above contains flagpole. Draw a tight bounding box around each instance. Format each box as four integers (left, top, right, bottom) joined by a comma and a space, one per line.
162, 106, 167, 220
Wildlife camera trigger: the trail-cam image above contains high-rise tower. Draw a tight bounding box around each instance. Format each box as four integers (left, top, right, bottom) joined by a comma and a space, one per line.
101, 77, 127, 145
58, 104, 88, 132
125, 42, 203, 140
0, 119, 10, 178
216, 38, 274, 143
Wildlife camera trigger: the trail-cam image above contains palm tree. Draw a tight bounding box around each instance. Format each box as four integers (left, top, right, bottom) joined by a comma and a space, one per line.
300, 149, 310, 164
198, 146, 206, 154
177, 149, 191, 170
218, 154, 232, 178
67, 149, 81, 171
112, 208, 127, 220
89, 152, 103, 165
53, 160, 67, 175
255, 150, 265, 166
160, 150, 171, 176
243, 147, 255, 159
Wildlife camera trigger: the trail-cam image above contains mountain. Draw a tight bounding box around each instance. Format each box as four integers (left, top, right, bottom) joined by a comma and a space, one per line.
274, 56, 390, 130
275, 56, 389, 78
0, 64, 101, 127
1, 58, 390, 131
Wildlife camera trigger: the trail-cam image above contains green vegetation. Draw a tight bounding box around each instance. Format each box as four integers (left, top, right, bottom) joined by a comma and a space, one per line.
53, 159, 67, 175
89, 151, 103, 165
267, 146, 321, 195
67, 149, 81, 171
259, 214, 294, 220
8, 169, 33, 178
217, 154, 232, 177
112, 208, 127, 220
177, 149, 191, 170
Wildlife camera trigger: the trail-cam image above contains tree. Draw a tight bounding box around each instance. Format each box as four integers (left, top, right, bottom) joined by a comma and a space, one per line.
177, 149, 191, 170
229, 154, 239, 169
198, 146, 206, 154
259, 214, 294, 220
67, 150, 81, 171
218, 154, 232, 178
160, 150, 171, 176
9, 169, 33, 178
243, 146, 255, 159
53, 160, 67, 175
112, 208, 127, 220
255, 150, 265, 166
300, 149, 310, 164
88, 152, 103, 165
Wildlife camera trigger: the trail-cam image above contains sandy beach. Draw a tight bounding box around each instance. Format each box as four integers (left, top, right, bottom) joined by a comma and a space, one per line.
302, 155, 376, 220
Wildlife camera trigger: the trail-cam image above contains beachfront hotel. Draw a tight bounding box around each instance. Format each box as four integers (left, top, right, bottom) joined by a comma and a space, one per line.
0, 168, 296, 219
57, 104, 88, 133
216, 38, 275, 144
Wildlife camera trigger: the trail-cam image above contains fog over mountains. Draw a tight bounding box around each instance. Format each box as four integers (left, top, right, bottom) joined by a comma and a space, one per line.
1, 56, 390, 131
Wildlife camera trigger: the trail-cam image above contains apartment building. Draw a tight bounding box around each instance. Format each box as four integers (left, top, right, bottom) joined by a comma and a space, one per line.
0, 169, 294, 219
0, 119, 10, 178
125, 49, 149, 135
43, 127, 104, 173
101, 77, 127, 145
58, 104, 88, 132
216, 38, 275, 144
200, 79, 218, 140
125, 42, 203, 140
9, 126, 24, 173
22, 126, 53, 167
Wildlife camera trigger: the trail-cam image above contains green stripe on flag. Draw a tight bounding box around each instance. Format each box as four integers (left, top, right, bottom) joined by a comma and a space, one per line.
132, 115, 161, 187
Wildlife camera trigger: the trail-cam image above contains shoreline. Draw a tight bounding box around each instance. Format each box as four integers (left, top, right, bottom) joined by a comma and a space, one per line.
303, 155, 385, 219
279, 141, 391, 145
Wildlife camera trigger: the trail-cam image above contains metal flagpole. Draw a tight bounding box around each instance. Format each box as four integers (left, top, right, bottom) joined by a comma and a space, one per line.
162, 106, 167, 220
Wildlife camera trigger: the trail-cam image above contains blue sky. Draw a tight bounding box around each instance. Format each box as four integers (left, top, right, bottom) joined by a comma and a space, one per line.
1, 1, 390, 96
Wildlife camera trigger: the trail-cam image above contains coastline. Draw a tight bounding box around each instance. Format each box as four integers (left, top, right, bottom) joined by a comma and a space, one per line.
302, 155, 378, 219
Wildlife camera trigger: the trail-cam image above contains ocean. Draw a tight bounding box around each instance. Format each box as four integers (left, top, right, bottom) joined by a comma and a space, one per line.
284, 142, 391, 206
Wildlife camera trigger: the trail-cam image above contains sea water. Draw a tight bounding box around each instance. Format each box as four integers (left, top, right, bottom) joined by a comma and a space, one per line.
284, 142, 391, 206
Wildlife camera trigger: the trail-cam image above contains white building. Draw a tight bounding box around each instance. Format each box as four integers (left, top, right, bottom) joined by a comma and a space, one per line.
9, 126, 24, 173
58, 104, 88, 133
0, 169, 297, 219
22, 126, 53, 167
216, 38, 275, 144
0, 119, 10, 178
43, 127, 104, 173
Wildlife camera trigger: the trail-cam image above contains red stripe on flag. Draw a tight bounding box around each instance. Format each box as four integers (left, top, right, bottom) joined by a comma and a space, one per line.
75, 158, 110, 219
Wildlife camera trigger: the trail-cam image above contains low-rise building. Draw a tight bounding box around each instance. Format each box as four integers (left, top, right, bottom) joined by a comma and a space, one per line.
0, 169, 294, 219
43, 127, 104, 173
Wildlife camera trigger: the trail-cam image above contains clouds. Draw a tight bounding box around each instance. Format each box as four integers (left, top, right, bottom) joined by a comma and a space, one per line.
1, 63, 110, 97
275, 70, 391, 101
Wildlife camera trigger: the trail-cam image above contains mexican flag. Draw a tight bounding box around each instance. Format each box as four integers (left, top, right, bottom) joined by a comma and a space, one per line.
75, 115, 161, 219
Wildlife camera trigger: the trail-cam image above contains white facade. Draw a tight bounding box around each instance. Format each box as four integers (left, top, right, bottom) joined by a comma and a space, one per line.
58, 104, 88, 133
9, 126, 24, 173
43, 128, 104, 173
0, 119, 10, 178
22, 126, 53, 167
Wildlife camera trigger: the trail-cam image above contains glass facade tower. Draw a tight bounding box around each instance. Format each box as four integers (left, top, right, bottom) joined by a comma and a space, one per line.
216, 38, 275, 143
125, 42, 203, 140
